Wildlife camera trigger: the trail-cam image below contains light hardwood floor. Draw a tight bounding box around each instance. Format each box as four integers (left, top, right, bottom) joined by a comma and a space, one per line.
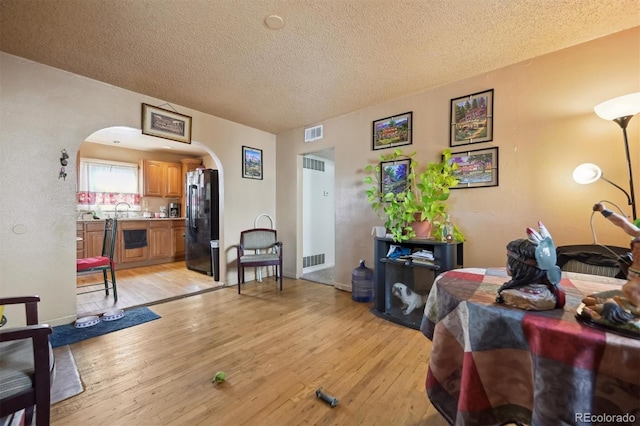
76, 262, 224, 318
57, 272, 448, 425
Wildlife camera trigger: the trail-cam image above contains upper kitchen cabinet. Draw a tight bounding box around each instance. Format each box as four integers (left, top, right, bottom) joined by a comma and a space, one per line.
180, 158, 203, 212
141, 160, 182, 197
165, 163, 182, 197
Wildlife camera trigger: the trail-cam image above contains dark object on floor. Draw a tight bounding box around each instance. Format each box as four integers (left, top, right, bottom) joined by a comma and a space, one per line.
352, 260, 374, 303
0, 296, 53, 425
315, 387, 338, 407
50, 306, 160, 348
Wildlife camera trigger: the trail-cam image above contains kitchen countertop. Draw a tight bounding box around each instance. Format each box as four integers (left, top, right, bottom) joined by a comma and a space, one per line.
77, 217, 185, 222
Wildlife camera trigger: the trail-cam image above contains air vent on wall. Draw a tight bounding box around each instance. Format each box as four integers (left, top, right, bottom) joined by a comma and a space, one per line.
303, 157, 325, 172
304, 125, 323, 142
303, 253, 325, 268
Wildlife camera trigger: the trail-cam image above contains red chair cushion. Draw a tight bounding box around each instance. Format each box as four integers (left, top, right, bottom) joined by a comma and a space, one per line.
76, 256, 110, 272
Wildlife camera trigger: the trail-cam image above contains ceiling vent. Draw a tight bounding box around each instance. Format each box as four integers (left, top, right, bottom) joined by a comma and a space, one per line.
304, 125, 323, 143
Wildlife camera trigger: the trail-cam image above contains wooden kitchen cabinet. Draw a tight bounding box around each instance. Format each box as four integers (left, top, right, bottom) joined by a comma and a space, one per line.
142, 160, 163, 196
171, 220, 186, 257
79, 219, 183, 269
76, 222, 85, 258
149, 221, 172, 259
165, 163, 182, 197
104, 219, 186, 270
118, 221, 149, 264
141, 160, 182, 197
85, 222, 106, 258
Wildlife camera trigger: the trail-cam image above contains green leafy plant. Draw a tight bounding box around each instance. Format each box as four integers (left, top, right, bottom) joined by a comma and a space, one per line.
364, 148, 465, 242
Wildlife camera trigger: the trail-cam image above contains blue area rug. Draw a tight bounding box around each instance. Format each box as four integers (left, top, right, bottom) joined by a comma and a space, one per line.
50, 306, 161, 348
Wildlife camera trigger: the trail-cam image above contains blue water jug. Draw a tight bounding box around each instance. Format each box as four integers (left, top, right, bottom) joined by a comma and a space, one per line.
352, 260, 374, 302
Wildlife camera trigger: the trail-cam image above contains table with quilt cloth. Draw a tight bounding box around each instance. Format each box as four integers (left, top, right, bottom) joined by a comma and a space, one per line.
420, 267, 640, 426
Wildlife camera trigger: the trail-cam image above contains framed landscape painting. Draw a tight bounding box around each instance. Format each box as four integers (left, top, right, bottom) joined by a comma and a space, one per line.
450, 89, 493, 146
372, 111, 412, 150
448, 147, 498, 189
380, 159, 410, 196
242, 146, 263, 180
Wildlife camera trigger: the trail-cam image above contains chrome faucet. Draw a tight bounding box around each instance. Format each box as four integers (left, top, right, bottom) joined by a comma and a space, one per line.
115, 202, 132, 218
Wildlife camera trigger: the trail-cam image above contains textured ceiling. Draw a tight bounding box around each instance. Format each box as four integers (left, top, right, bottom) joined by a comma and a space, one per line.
1, 0, 639, 136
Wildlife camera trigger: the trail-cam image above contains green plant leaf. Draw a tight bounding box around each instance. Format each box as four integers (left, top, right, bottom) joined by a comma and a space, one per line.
362, 148, 465, 242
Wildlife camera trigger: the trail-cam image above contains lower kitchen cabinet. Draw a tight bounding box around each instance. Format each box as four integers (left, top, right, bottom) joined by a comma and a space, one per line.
119, 221, 149, 264
149, 221, 172, 259
85, 222, 106, 258
172, 222, 186, 257
76, 222, 84, 258
78, 219, 186, 269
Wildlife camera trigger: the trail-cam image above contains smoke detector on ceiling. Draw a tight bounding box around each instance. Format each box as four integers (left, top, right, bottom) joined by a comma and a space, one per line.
265, 15, 285, 30
304, 125, 323, 142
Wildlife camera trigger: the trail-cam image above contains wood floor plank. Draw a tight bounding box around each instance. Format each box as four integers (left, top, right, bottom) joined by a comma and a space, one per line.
53, 272, 448, 425
76, 261, 223, 317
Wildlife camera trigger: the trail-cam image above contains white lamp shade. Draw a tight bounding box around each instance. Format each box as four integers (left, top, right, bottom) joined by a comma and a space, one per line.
573, 163, 602, 184
594, 92, 640, 121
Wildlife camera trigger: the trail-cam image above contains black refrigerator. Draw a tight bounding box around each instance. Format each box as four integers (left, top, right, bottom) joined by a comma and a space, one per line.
185, 169, 220, 280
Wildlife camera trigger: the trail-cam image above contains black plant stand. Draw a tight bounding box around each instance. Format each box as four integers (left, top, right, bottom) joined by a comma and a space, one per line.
371, 237, 463, 329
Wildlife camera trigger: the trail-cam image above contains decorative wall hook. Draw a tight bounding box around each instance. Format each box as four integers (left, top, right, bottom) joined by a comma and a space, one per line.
59, 149, 69, 180
60, 149, 69, 166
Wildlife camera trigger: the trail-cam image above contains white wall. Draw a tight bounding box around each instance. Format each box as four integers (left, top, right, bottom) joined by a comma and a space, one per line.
0, 53, 276, 326
276, 28, 640, 289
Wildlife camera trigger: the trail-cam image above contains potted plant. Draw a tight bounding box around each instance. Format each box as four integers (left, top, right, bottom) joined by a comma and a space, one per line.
364, 148, 465, 242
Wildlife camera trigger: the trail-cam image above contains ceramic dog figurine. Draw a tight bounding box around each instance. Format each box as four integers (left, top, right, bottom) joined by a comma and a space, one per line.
392, 282, 427, 315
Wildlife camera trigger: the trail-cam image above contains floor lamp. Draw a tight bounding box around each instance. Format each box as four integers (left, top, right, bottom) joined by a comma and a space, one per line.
574, 92, 639, 221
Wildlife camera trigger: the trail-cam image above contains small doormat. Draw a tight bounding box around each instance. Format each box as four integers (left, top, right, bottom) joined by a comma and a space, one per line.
51, 345, 83, 404
50, 306, 161, 348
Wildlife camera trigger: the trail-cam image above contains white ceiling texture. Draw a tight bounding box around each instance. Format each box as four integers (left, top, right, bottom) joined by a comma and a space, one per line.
1, 0, 638, 155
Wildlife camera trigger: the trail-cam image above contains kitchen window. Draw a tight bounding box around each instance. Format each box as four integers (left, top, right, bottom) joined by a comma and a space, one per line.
77, 158, 140, 211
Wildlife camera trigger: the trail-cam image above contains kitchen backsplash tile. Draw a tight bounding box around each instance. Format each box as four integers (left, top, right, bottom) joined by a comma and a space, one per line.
78, 196, 180, 219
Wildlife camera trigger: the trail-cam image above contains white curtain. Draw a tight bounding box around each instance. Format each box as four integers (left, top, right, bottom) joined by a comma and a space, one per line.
77, 158, 140, 209
79, 158, 138, 193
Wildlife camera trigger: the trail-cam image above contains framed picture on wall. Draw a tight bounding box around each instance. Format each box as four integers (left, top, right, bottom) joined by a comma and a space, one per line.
448, 147, 498, 189
242, 146, 263, 180
380, 159, 410, 196
372, 111, 413, 150
449, 89, 493, 147
141, 103, 192, 144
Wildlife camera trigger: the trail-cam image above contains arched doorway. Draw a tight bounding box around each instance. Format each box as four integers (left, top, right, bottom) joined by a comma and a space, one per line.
74, 126, 226, 316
